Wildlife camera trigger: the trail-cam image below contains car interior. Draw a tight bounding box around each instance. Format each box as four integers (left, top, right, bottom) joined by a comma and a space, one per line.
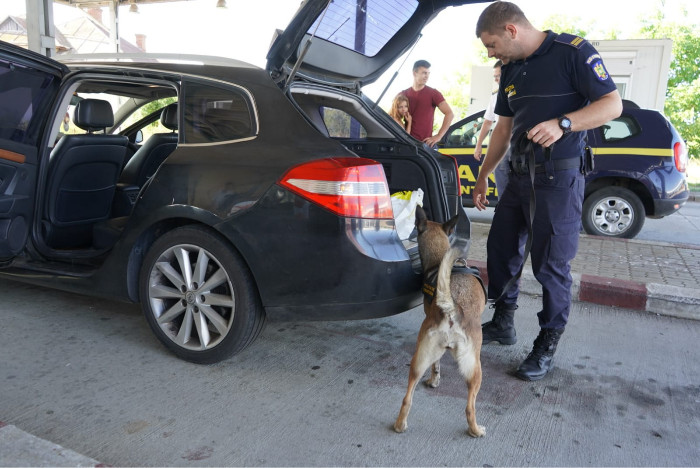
42, 78, 178, 254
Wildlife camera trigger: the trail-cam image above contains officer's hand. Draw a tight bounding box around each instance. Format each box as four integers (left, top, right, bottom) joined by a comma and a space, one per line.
527, 119, 563, 147
472, 176, 490, 211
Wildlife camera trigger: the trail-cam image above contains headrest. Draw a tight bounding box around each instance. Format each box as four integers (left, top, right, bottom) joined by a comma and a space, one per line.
74, 99, 114, 132
160, 103, 178, 131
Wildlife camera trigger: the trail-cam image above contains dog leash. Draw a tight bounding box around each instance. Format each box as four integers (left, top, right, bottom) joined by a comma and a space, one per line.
488, 132, 542, 305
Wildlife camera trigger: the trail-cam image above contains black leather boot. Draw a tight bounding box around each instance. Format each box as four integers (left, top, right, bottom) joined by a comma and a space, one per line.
515, 327, 564, 381
481, 303, 518, 345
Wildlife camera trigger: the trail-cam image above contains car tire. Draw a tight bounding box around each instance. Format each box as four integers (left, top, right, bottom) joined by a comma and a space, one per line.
139, 225, 265, 364
582, 187, 645, 239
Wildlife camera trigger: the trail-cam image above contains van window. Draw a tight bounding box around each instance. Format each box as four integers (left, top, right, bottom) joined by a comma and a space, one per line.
182, 81, 255, 144
445, 116, 484, 147
601, 116, 641, 142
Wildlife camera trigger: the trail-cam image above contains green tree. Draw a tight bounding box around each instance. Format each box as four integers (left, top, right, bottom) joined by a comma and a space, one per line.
639, 5, 700, 159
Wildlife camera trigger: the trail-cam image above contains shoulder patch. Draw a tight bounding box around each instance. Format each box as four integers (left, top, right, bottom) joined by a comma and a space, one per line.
555, 33, 586, 49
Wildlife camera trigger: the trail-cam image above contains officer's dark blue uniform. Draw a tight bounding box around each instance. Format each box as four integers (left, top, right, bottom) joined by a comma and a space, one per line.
487, 31, 618, 330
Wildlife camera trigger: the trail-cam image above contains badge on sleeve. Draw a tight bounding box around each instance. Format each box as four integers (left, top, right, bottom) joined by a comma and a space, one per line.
587, 54, 610, 81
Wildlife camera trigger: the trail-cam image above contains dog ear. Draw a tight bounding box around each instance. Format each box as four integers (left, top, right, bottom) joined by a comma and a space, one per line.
415, 205, 428, 233
443, 214, 459, 236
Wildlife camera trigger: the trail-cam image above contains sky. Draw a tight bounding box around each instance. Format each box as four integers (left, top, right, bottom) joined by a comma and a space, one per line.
2, 0, 698, 106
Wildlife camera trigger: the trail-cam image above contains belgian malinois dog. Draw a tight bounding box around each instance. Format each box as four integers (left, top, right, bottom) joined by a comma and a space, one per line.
394, 206, 486, 437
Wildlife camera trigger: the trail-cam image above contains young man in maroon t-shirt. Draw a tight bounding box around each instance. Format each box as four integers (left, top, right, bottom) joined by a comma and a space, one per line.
402, 60, 454, 146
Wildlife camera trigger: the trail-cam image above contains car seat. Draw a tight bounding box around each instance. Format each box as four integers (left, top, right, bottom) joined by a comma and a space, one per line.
43, 98, 128, 249
119, 103, 178, 188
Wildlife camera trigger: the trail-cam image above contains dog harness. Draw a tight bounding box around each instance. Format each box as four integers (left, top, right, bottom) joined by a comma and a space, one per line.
422, 263, 487, 305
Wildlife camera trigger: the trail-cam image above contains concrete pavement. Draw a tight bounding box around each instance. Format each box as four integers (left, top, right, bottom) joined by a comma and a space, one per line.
1, 288, 699, 466
465, 219, 700, 321
1, 197, 699, 466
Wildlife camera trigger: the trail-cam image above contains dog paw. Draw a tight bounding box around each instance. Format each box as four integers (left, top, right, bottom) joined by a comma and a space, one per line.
467, 425, 486, 438
393, 420, 408, 433
424, 377, 440, 388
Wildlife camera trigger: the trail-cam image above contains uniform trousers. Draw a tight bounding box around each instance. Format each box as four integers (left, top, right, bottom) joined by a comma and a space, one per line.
486, 166, 584, 329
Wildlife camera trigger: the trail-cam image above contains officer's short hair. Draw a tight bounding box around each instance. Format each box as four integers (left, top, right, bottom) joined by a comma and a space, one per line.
476, 1, 529, 37
413, 60, 431, 71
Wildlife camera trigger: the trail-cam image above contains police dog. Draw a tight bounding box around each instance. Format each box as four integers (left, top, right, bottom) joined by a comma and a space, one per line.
394, 206, 486, 437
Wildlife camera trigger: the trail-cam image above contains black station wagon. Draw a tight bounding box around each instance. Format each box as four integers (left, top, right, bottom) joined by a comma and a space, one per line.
0, 0, 487, 363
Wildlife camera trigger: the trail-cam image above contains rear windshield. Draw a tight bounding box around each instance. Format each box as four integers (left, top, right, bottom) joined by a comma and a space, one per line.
308, 0, 418, 57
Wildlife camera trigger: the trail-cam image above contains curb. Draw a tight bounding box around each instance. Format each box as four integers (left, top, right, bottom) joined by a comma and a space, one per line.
0, 422, 101, 467
468, 260, 700, 321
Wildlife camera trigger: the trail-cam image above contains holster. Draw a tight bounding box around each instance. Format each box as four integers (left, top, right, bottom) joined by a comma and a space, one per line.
583, 145, 595, 175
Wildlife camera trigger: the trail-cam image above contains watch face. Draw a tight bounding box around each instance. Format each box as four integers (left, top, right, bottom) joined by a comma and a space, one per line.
559, 117, 572, 131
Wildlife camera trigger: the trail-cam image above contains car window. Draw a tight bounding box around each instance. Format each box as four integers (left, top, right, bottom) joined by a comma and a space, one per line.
321, 107, 367, 138
116, 97, 177, 140
308, 0, 419, 57
601, 115, 641, 142
0, 61, 58, 145
446, 116, 484, 147
182, 81, 255, 144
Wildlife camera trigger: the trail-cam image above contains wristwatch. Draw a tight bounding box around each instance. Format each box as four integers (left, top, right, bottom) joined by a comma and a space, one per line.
558, 115, 573, 134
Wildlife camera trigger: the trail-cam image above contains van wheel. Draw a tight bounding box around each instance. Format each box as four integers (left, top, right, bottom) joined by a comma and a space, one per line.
139, 225, 265, 364
582, 187, 645, 239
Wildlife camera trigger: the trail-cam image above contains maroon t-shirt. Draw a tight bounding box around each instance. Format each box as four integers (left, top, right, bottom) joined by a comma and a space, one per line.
402, 85, 446, 141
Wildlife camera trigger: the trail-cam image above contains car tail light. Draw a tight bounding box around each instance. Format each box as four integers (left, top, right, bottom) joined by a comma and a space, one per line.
279, 157, 393, 219
674, 141, 688, 173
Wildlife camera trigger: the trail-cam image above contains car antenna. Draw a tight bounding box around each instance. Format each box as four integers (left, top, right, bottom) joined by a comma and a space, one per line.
284, 3, 334, 92
373, 35, 422, 110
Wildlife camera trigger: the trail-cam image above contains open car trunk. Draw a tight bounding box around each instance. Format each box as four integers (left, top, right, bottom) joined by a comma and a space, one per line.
288, 83, 461, 269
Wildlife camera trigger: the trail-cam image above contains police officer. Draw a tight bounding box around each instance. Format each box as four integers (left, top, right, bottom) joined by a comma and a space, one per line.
472, 2, 622, 381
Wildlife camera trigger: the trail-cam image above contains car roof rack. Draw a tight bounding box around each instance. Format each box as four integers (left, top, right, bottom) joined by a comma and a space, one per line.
57, 53, 257, 69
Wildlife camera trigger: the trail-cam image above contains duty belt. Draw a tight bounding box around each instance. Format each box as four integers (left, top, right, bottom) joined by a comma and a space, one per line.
509, 155, 581, 176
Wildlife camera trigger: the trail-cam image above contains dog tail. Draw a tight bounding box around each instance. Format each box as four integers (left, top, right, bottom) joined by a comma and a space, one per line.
435, 246, 460, 319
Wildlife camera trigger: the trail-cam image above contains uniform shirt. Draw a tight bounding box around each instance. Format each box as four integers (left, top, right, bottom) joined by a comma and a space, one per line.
402, 85, 446, 141
495, 31, 617, 161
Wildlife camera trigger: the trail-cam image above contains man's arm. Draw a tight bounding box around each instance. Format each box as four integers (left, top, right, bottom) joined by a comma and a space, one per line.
526, 90, 623, 148
473, 116, 513, 210
473, 119, 494, 161
424, 100, 454, 147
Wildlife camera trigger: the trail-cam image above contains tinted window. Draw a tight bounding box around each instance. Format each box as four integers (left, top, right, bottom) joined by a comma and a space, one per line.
321, 107, 367, 138
182, 81, 255, 144
601, 116, 641, 142
309, 0, 418, 57
446, 116, 485, 147
0, 60, 58, 145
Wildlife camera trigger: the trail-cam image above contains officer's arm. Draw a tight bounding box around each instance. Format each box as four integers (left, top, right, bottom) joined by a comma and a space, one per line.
527, 90, 622, 147
565, 89, 623, 131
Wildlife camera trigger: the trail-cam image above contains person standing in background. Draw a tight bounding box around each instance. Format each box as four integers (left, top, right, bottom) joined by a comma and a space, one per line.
402, 60, 454, 147
390, 93, 412, 134
473, 60, 510, 199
